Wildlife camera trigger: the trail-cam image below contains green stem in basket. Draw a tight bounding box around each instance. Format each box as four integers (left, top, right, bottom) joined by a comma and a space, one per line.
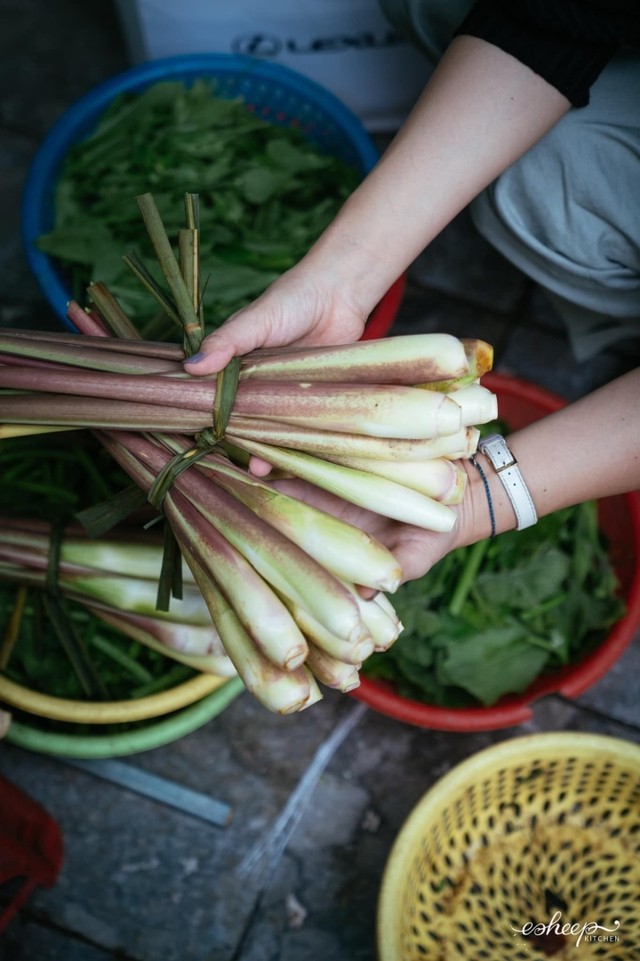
447, 538, 491, 617
136, 193, 202, 355
42, 592, 109, 700
0, 584, 28, 670
88, 633, 155, 684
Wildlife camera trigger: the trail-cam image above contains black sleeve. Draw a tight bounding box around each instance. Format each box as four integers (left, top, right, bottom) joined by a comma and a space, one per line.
455, 0, 627, 106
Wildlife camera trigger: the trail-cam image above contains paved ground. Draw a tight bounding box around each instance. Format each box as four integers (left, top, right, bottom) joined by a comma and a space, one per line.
1, 3, 639, 960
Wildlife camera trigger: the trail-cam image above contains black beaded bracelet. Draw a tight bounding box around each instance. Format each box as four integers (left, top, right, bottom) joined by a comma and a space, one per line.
470, 455, 496, 538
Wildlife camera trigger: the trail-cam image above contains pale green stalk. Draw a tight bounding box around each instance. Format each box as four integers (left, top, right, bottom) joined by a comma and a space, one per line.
232, 381, 463, 439
320, 454, 467, 504
447, 383, 498, 426
95, 432, 313, 672
166, 488, 309, 672
92, 607, 237, 676
61, 575, 216, 626
84, 603, 227, 657
373, 591, 404, 625
288, 602, 374, 665
161, 441, 402, 592
185, 553, 314, 714
0, 424, 80, 440
60, 537, 197, 584
339, 582, 403, 652
228, 436, 458, 532
304, 644, 361, 693
298, 668, 324, 709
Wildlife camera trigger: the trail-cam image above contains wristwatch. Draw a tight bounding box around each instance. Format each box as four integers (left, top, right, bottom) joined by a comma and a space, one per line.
477, 433, 538, 531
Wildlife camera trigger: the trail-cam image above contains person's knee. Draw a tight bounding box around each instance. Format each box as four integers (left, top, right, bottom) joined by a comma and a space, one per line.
471, 113, 640, 317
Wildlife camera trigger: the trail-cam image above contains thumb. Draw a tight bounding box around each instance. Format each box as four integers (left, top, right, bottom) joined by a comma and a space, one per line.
182, 338, 237, 375
182, 309, 267, 375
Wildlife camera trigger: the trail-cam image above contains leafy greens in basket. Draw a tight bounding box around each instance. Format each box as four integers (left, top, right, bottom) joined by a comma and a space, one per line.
37, 79, 361, 333
362, 499, 626, 707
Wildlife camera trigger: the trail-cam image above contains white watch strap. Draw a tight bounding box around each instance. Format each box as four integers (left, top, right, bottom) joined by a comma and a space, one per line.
477, 434, 538, 531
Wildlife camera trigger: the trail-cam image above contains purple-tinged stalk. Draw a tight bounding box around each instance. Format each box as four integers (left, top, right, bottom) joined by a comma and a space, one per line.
227, 418, 477, 462
228, 436, 458, 532
124, 433, 371, 645
0, 365, 214, 411
166, 491, 310, 673
101, 433, 311, 673
157, 438, 402, 591
238, 333, 469, 385
0, 330, 181, 375
0, 392, 211, 432
67, 301, 111, 337
25, 316, 184, 363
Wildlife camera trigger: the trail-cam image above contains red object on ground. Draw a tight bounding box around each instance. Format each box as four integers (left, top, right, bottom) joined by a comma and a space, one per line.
352, 372, 640, 731
0, 774, 63, 932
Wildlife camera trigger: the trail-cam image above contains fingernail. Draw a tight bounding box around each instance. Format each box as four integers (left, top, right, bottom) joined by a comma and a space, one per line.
184, 352, 204, 365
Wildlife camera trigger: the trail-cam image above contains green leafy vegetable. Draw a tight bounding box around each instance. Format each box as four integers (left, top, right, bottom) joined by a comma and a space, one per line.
363, 495, 626, 708
37, 79, 361, 334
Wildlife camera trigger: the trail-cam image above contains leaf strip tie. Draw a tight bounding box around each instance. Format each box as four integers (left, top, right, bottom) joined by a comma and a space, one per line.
147, 445, 212, 511
156, 520, 184, 612
212, 355, 241, 443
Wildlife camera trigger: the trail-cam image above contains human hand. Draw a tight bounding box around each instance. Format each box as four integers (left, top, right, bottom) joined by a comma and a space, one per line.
183, 262, 368, 376
270, 475, 471, 598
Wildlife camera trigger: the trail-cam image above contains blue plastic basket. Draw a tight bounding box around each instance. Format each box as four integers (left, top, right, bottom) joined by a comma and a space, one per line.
22, 54, 384, 331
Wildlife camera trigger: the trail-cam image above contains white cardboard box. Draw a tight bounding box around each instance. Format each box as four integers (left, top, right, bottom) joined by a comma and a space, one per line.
114, 0, 429, 130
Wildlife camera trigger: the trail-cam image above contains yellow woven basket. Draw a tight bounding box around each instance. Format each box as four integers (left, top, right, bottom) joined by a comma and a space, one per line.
377, 733, 640, 961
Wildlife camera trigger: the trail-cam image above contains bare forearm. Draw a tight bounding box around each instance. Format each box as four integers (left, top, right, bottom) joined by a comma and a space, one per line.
461, 368, 640, 546
306, 34, 570, 313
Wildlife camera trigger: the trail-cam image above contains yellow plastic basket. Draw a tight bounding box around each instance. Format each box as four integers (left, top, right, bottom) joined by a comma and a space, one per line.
377, 733, 640, 960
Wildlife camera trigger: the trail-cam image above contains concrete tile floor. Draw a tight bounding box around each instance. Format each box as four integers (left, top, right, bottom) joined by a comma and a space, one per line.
0, 2, 639, 960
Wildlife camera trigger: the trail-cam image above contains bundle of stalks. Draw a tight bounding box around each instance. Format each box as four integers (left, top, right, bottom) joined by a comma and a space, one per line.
0, 193, 497, 713
0, 517, 237, 678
